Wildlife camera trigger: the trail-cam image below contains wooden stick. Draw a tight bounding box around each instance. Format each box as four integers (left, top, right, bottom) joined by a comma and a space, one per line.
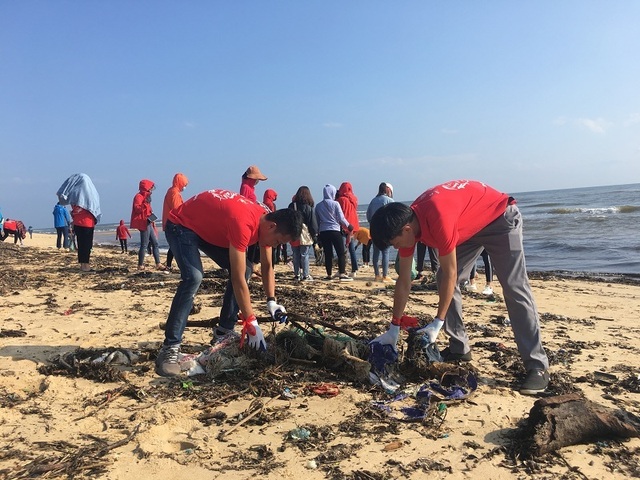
218, 395, 278, 440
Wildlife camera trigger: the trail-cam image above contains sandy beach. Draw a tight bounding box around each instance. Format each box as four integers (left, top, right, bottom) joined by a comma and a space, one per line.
1, 233, 639, 479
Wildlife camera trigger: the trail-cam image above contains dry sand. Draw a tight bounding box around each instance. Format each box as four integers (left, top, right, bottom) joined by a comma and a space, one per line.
0, 233, 639, 479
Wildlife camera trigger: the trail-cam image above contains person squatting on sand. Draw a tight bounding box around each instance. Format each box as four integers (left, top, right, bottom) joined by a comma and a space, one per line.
130, 179, 166, 272
56, 173, 101, 272
369, 179, 550, 395
162, 172, 189, 270
156, 189, 303, 377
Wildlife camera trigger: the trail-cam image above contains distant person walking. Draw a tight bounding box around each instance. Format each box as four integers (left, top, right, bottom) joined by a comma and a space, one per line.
28, 226, 33, 239
131, 179, 166, 272
162, 173, 189, 270
53, 202, 72, 250
56, 173, 101, 272
116, 220, 132, 253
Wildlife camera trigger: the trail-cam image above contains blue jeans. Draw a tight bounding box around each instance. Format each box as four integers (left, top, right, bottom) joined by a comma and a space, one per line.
372, 245, 390, 277
138, 223, 161, 267
163, 222, 253, 346
346, 236, 358, 273
292, 244, 311, 278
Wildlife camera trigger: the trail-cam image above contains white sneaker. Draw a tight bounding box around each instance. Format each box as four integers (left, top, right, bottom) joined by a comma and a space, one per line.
351, 271, 358, 279
339, 274, 353, 282
301, 275, 314, 282
482, 286, 493, 295
465, 283, 478, 292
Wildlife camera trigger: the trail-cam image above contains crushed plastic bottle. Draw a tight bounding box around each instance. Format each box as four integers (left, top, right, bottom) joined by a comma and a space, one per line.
288, 427, 311, 441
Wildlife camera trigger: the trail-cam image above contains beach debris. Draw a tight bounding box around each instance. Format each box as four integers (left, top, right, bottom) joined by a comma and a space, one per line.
0, 328, 26, 338
38, 347, 146, 382
517, 393, 640, 456
218, 395, 279, 441
287, 427, 311, 441
309, 383, 340, 397
372, 368, 477, 423
4, 424, 141, 479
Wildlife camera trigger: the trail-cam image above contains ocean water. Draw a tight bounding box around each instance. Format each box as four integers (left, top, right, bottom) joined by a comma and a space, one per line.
46, 183, 640, 276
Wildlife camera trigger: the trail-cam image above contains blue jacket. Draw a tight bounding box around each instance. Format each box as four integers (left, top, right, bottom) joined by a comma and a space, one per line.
366, 194, 394, 223
53, 203, 72, 228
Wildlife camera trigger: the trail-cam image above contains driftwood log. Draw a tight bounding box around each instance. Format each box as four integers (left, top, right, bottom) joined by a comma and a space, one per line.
524, 393, 640, 455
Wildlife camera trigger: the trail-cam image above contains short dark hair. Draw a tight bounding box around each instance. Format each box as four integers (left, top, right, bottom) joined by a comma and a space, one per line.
266, 208, 303, 240
370, 202, 414, 249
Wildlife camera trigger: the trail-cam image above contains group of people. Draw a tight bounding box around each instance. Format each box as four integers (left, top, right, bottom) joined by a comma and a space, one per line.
49, 171, 550, 395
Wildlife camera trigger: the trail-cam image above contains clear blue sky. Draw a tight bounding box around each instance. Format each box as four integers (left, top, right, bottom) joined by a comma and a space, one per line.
2, 1, 639, 228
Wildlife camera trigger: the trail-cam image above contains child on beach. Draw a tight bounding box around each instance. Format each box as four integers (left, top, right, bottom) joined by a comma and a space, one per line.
369, 179, 550, 395
115, 220, 131, 253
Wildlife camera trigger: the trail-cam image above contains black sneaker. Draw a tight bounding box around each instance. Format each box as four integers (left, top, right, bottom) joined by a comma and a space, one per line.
441, 347, 472, 362
519, 369, 550, 395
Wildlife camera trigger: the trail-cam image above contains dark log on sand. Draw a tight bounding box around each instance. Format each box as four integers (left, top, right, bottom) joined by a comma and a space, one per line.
525, 393, 640, 455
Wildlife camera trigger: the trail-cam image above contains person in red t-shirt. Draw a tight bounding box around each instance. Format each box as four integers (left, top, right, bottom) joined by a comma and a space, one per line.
156, 189, 303, 377
369, 180, 549, 395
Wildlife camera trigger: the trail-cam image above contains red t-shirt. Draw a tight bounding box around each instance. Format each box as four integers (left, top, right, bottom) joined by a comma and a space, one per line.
399, 180, 509, 258
71, 206, 97, 228
168, 189, 268, 251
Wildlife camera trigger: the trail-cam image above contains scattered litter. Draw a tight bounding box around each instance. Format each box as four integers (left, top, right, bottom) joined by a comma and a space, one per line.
309, 383, 340, 397
288, 427, 311, 441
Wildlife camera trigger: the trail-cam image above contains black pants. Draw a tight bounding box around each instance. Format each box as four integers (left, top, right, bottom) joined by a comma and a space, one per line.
74, 226, 94, 264
361, 240, 371, 263
319, 230, 346, 276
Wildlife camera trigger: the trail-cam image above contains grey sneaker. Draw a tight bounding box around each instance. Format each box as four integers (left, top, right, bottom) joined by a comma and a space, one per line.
520, 369, 550, 395
155, 344, 181, 377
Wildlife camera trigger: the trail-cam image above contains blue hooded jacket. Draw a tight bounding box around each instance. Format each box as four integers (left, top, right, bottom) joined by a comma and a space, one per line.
53, 203, 72, 228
